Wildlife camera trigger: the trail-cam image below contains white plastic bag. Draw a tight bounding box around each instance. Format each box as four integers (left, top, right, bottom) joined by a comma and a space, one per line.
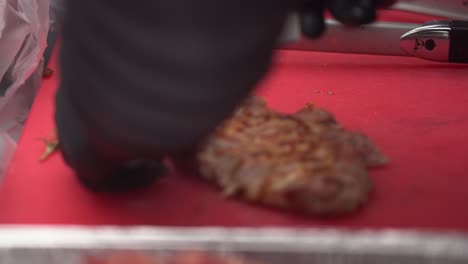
0, 0, 50, 179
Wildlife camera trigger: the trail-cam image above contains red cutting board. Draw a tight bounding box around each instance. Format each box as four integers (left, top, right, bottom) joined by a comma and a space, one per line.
1, 11, 468, 232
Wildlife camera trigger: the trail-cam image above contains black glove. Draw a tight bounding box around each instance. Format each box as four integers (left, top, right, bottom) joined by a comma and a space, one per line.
299, 0, 397, 38
56, 0, 290, 192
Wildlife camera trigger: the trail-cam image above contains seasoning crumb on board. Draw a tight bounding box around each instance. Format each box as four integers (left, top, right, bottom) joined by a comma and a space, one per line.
43, 67, 54, 78
39, 130, 59, 162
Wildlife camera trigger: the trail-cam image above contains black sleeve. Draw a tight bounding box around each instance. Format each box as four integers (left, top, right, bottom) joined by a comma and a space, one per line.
55, 0, 289, 157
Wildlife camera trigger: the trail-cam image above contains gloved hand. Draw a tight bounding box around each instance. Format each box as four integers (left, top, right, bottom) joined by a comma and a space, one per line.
56, 0, 291, 192
299, 0, 398, 38
56, 0, 396, 193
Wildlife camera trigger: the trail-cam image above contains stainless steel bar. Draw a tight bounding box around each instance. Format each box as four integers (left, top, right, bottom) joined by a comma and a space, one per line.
0, 226, 468, 264
277, 13, 302, 45
280, 18, 418, 56
392, 0, 468, 21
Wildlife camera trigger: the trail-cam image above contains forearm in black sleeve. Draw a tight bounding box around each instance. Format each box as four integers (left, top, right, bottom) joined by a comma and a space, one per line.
55, 0, 289, 191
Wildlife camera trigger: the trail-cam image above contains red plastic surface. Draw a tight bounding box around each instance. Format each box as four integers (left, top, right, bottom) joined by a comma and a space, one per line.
1, 12, 468, 232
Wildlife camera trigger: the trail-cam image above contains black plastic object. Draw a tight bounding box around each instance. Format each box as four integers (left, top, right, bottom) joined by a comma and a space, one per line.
376, 0, 397, 8
449, 20, 468, 63
298, 0, 382, 39
299, 0, 326, 38
327, 0, 377, 26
